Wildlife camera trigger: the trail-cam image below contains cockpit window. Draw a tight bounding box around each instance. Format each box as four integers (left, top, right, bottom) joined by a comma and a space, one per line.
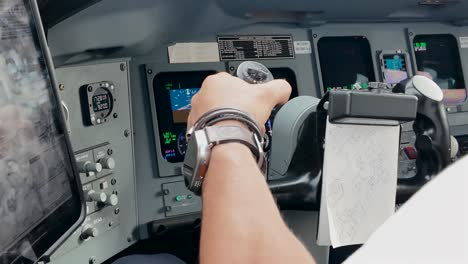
318, 36, 376, 93
413, 34, 466, 104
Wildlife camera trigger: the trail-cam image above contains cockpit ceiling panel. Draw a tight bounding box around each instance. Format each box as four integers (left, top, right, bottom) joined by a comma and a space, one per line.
38, 0, 102, 28
215, 0, 468, 22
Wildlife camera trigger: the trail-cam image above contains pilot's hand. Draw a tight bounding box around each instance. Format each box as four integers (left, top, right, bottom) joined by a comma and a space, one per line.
187, 72, 291, 130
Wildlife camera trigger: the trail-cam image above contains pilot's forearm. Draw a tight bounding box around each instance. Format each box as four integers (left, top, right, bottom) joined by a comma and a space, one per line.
200, 143, 315, 264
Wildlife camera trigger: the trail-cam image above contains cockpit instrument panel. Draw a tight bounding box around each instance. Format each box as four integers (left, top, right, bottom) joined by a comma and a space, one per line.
317, 36, 376, 92
151, 68, 298, 163
153, 71, 215, 162
413, 34, 467, 104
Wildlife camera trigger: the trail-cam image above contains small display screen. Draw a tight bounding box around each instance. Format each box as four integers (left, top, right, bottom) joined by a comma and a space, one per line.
169, 88, 200, 123
414, 34, 466, 104
153, 71, 214, 163
382, 54, 409, 84
92, 93, 111, 112
318, 36, 376, 92
152, 68, 298, 163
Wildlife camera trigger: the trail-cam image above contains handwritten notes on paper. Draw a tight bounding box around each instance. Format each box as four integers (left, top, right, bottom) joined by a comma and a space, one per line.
317, 119, 400, 247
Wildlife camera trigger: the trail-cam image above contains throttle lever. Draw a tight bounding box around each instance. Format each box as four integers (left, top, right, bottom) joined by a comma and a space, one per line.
393, 75, 451, 178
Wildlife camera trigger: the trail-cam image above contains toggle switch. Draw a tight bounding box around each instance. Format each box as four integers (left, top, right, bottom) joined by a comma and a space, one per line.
99, 157, 115, 170
81, 225, 98, 240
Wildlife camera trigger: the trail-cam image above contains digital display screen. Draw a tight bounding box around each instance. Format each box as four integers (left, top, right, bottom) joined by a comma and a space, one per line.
0, 0, 81, 259
152, 68, 298, 163
92, 93, 111, 112
169, 88, 200, 123
318, 36, 376, 92
382, 54, 409, 84
414, 34, 466, 104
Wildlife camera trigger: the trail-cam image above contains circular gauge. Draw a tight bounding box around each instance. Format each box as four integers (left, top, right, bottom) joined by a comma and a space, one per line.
177, 131, 188, 156
92, 86, 114, 119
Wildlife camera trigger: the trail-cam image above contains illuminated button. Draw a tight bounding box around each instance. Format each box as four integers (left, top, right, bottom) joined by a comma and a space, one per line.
404, 146, 418, 160
175, 195, 183, 202
187, 194, 193, 199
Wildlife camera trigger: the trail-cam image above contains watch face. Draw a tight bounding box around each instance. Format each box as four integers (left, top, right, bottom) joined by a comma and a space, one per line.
183, 130, 209, 195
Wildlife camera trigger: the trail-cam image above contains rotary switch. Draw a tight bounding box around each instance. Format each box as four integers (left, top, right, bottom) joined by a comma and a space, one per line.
99, 157, 115, 170
84, 190, 107, 203
76, 160, 102, 176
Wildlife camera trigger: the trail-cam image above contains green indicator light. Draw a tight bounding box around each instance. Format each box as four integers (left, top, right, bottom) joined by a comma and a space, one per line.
421, 42, 427, 48
175, 195, 183, 202
164, 83, 173, 90
361, 83, 368, 89
414, 42, 420, 48
326, 87, 332, 91
187, 194, 193, 199
343, 86, 348, 90
162, 132, 177, 145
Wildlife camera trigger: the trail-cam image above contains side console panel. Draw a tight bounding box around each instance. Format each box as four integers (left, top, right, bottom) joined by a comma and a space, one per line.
49, 60, 137, 264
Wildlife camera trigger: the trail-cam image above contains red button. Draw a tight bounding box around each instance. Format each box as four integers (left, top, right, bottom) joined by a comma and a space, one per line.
404, 146, 418, 160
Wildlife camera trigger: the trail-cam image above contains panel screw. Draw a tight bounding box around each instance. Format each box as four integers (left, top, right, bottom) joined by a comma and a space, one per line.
113, 113, 118, 118
59, 84, 65, 91
147, 69, 153, 74
124, 129, 130, 137
165, 206, 172, 212
127, 237, 132, 243
87, 86, 93, 92
120, 63, 126, 71
114, 208, 120, 214
313, 34, 318, 38
111, 178, 117, 185
163, 189, 170, 195
229, 66, 235, 72
107, 148, 113, 155
89, 257, 96, 264
409, 32, 414, 36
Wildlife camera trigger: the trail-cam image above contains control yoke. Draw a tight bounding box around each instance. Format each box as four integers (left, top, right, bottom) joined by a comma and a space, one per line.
236, 61, 452, 209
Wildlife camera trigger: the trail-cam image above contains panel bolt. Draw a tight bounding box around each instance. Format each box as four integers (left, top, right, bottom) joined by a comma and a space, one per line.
59, 84, 65, 91
107, 148, 113, 155
229, 66, 235, 72
113, 113, 118, 118
89, 257, 96, 264
87, 86, 93, 92
124, 129, 130, 137
120, 63, 126, 71
147, 69, 153, 74
114, 208, 120, 214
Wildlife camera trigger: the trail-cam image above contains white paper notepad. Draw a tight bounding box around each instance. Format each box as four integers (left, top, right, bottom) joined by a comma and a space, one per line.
317, 119, 400, 248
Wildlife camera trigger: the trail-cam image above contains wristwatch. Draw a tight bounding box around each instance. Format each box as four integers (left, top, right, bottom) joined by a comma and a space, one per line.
183, 125, 266, 195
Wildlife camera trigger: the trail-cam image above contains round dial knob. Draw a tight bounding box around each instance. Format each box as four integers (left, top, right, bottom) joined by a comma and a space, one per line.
236, 61, 273, 84
81, 225, 98, 240
77, 161, 103, 174
103, 193, 118, 206
99, 157, 115, 170
85, 190, 107, 203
